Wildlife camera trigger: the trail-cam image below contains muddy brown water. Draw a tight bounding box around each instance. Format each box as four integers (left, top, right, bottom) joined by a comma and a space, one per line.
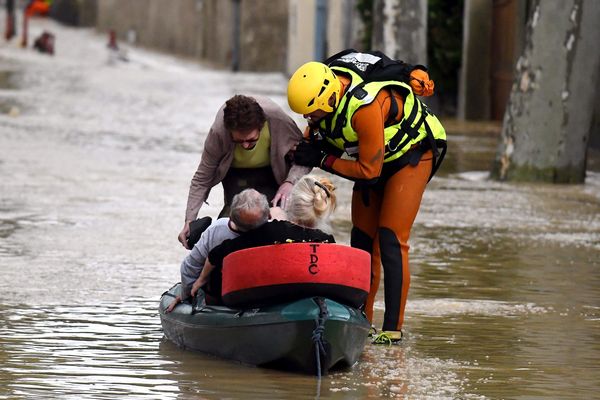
1, 20, 599, 399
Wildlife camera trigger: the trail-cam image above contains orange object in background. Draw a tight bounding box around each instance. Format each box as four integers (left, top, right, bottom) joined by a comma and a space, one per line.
409, 68, 435, 97
21, 0, 53, 48
107, 30, 118, 50
25, 0, 51, 17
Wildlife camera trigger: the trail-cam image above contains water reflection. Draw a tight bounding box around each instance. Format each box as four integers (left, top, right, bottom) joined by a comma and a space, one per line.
0, 70, 21, 90
0, 299, 477, 399
404, 178, 600, 399
0, 300, 178, 399
158, 331, 471, 399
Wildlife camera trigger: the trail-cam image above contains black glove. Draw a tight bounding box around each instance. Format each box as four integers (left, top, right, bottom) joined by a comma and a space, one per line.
294, 141, 327, 168
187, 216, 212, 248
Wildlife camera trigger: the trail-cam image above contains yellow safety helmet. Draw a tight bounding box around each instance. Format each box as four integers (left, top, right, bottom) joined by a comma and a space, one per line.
287, 62, 341, 114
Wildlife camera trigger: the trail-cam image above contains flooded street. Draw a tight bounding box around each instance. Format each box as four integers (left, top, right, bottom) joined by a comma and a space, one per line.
1, 19, 599, 399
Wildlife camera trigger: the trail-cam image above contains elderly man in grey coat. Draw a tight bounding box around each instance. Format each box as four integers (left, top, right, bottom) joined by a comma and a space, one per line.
167, 189, 272, 312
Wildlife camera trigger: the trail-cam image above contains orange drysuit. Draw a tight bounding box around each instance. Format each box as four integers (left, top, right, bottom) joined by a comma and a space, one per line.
321, 72, 433, 332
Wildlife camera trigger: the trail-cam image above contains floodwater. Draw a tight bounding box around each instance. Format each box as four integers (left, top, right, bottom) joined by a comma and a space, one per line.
1, 18, 599, 400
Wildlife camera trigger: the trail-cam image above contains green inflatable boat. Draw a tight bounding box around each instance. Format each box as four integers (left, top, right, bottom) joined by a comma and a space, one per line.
159, 283, 370, 375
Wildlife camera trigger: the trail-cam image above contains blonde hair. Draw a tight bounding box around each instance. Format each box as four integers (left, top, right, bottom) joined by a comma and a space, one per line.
287, 175, 336, 230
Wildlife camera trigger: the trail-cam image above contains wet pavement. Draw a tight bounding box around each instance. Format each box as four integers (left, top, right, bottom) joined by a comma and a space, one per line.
1, 16, 600, 400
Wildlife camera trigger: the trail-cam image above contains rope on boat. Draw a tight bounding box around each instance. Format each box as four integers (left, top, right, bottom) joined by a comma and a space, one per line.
312, 297, 329, 378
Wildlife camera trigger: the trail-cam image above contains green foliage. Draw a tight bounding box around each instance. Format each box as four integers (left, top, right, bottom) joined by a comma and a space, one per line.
356, 0, 374, 50
355, 0, 464, 107
427, 0, 464, 99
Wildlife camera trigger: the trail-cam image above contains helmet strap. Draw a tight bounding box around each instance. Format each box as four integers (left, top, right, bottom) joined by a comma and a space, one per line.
328, 93, 338, 110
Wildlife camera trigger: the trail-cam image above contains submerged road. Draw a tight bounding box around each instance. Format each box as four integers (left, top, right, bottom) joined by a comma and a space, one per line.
1, 16, 600, 399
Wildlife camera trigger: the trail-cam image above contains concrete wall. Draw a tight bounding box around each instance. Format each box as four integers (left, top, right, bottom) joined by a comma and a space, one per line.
239, 0, 288, 72
96, 0, 205, 59
96, 0, 287, 71
287, 0, 363, 75
327, 0, 363, 57
372, 0, 427, 65
287, 0, 316, 74
94, 0, 363, 73
199, 0, 234, 67
50, 0, 98, 27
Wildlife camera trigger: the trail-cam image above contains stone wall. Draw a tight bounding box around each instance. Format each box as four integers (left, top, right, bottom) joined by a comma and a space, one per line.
96, 0, 205, 60
287, 0, 363, 75
239, 0, 288, 72
50, 0, 98, 27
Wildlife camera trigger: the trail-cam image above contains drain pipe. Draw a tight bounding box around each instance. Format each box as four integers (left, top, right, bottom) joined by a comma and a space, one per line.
5, 0, 16, 41
232, 0, 241, 71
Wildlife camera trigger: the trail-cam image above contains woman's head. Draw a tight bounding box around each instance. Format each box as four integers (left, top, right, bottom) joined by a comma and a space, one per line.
287, 175, 336, 230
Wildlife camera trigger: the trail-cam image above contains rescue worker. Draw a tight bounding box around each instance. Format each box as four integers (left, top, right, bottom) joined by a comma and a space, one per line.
106, 30, 129, 63
287, 56, 446, 343
178, 94, 310, 249
33, 31, 54, 54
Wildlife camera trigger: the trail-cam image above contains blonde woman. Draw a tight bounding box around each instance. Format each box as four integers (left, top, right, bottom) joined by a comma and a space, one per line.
285, 174, 337, 231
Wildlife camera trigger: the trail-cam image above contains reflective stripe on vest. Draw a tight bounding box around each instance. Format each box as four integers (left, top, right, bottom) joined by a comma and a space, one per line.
320, 67, 446, 163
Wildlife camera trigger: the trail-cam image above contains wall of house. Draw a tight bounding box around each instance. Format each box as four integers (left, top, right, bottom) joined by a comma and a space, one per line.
239, 0, 289, 72
50, 0, 98, 27
96, 0, 288, 71
286, 0, 363, 75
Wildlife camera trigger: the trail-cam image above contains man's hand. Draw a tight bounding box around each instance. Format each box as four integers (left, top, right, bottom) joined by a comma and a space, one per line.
177, 221, 192, 249
294, 141, 327, 168
191, 276, 207, 297
166, 295, 181, 313
271, 181, 294, 208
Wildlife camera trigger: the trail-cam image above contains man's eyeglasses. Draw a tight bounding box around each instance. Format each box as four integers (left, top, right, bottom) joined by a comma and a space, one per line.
231, 128, 260, 145
232, 137, 259, 145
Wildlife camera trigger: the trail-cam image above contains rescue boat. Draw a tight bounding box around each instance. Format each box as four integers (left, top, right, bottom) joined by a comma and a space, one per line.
159, 243, 371, 375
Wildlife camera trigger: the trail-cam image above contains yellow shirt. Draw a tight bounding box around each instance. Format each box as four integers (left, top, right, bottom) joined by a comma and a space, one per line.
231, 123, 271, 168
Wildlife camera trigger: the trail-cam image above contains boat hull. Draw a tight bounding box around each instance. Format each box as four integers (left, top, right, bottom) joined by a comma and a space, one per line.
159, 284, 370, 374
